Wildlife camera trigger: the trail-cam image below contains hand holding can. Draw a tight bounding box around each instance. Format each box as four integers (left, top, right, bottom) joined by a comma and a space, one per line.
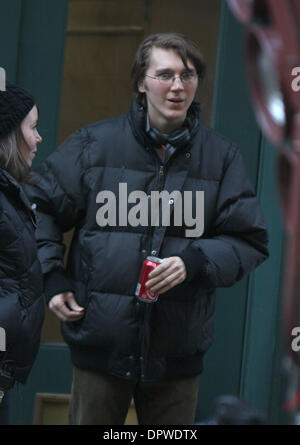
135, 256, 164, 303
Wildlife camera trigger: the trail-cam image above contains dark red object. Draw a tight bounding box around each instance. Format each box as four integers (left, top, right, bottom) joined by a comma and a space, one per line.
135, 256, 163, 303
283, 391, 300, 411
246, 0, 300, 147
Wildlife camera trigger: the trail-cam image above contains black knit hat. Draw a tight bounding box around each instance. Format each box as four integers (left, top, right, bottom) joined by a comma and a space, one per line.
0, 81, 35, 139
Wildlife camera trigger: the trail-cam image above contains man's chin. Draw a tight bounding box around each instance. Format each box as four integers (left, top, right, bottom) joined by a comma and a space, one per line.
164, 112, 186, 131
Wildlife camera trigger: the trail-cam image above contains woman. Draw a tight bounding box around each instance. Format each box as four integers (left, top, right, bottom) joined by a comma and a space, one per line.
0, 82, 44, 424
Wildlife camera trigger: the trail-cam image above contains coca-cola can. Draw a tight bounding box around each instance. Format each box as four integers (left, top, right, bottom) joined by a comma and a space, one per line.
135, 256, 164, 303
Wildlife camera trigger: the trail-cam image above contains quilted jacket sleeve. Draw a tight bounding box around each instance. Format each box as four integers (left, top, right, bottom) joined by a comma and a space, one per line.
26, 128, 88, 301
179, 145, 269, 288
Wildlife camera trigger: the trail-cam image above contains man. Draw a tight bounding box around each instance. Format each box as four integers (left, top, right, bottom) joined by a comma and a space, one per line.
28, 33, 268, 425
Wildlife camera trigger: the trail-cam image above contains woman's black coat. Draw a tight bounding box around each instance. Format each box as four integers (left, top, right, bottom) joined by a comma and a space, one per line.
0, 168, 44, 385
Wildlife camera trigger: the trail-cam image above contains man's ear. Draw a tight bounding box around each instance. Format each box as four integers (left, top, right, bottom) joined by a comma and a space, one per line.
138, 79, 146, 93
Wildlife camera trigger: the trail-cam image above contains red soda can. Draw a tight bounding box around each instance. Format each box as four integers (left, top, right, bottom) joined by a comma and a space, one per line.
135, 256, 164, 303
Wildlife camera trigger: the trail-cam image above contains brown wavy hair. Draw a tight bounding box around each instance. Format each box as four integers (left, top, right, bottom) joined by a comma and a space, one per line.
131, 32, 206, 106
0, 126, 32, 183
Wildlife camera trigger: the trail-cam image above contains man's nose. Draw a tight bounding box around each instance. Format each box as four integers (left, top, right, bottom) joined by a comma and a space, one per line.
171, 76, 184, 90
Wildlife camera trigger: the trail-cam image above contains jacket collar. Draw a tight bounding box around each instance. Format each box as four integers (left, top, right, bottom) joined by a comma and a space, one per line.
0, 167, 20, 192
0, 167, 34, 213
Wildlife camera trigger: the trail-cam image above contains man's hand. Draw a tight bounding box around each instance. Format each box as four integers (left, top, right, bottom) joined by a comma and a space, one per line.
145, 256, 187, 295
49, 291, 84, 322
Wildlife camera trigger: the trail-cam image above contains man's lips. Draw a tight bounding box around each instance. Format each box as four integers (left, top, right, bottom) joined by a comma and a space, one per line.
167, 98, 184, 103
167, 98, 185, 108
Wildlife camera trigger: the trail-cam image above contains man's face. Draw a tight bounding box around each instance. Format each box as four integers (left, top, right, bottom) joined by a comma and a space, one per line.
138, 47, 198, 134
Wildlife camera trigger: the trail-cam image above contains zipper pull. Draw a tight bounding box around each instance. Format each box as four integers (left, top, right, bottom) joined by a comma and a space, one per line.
30, 203, 37, 228
159, 165, 164, 176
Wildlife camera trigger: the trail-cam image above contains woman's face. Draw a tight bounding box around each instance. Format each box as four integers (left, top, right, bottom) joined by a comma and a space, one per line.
20, 105, 42, 167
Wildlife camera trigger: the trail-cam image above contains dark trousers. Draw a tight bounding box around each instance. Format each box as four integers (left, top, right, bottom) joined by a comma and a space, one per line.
0, 391, 10, 425
69, 366, 200, 425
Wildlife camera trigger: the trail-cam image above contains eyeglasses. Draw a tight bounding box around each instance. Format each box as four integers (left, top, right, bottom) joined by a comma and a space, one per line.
145, 71, 197, 85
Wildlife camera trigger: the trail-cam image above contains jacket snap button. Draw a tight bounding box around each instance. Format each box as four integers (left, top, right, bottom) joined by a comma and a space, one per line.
186, 152, 191, 158
169, 198, 174, 205
126, 371, 131, 377
151, 250, 157, 256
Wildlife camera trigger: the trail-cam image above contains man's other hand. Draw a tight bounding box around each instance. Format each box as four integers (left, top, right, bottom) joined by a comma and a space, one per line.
49, 292, 84, 322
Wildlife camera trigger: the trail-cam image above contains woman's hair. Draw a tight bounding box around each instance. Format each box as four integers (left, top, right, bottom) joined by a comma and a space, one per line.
131, 32, 206, 105
0, 126, 32, 183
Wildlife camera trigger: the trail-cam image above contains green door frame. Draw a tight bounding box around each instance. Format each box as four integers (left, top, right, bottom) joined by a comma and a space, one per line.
0, 0, 69, 424
0, 0, 69, 164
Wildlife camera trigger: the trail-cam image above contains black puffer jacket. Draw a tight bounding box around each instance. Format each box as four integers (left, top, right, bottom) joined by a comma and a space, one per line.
0, 168, 44, 385
28, 101, 268, 381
